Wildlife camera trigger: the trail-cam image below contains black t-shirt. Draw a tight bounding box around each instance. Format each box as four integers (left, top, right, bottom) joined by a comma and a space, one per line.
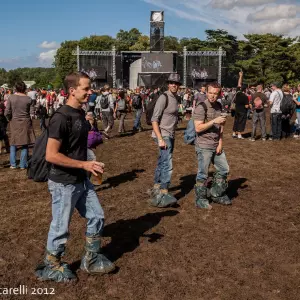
235, 92, 249, 113
48, 105, 89, 184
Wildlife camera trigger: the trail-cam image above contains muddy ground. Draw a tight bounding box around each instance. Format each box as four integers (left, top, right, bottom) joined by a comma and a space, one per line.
0, 113, 300, 300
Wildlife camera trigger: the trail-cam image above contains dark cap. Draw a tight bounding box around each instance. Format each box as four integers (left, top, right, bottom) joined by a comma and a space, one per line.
167, 73, 181, 84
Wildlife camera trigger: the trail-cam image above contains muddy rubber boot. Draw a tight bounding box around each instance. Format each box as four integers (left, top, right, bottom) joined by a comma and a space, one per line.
148, 189, 177, 208
211, 194, 232, 205
35, 251, 77, 283
210, 175, 232, 206
80, 236, 115, 275
195, 183, 212, 210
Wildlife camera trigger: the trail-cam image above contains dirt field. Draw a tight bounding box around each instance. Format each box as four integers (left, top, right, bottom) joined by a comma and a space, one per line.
1, 113, 300, 300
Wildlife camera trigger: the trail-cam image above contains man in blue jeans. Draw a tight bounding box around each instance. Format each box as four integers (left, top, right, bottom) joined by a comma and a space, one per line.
35, 72, 115, 283
194, 82, 232, 209
132, 87, 144, 133
148, 73, 180, 208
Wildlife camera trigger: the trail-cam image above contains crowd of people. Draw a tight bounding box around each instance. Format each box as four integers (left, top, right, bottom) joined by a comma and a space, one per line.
1, 71, 300, 283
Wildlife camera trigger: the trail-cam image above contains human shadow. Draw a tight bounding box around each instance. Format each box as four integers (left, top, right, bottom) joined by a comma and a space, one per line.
227, 177, 248, 200
96, 169, 145, 190
102, 210, 179, 262
69, 210, 179, 272
170, 174, 196, 200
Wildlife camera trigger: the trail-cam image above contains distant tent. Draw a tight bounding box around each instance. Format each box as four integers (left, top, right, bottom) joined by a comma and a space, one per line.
24, 81, 36, 88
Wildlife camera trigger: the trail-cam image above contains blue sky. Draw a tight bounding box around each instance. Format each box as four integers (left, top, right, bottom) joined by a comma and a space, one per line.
1, 0, 299, 70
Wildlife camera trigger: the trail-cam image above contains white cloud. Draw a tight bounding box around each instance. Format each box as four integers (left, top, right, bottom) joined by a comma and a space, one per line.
38, 41, 60, 49
143, 0, 300, 37
248, 5, 300, 21
210, 0, 273, 10
251, 18, 300, 34
38, 49, 57, 65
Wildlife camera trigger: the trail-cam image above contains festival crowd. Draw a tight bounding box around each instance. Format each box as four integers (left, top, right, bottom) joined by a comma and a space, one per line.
1, 71, 300, 283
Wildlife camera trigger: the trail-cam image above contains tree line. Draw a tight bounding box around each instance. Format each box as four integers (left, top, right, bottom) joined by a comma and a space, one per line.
2, 29, 300, 88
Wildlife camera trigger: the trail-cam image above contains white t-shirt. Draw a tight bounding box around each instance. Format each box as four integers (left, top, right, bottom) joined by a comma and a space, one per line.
270, 90, 283, 113
27, 91, 37, 100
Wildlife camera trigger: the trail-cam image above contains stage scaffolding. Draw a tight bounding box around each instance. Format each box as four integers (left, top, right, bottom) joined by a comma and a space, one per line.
72, 46, 226, 88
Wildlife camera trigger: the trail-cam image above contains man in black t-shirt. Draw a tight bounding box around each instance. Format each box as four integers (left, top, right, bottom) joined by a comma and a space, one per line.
232, 72, 249, 139
35, 72, 115, 283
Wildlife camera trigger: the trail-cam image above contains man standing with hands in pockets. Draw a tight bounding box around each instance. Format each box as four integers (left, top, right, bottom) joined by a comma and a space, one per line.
36, 72, 115, 283
148, 73, 181, 208
193, 82, 232, 210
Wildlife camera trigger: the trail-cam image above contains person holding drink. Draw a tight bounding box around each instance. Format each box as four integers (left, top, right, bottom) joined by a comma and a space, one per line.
193, 82, 232, 210
35, 72, 115, 283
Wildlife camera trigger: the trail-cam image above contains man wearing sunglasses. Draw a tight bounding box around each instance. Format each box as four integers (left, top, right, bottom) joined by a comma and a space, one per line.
148, 73, 181, 208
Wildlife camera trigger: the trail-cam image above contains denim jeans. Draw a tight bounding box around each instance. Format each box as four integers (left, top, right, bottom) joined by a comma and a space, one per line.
102, 111, 114, 132
271, 113, 282, 140
118, 112, 127, 133
46, 178, 105, 255
133, 109, 143, 130
10, 145, 28, 168
154, 137, 175, 190
40, 117, 47, 131
252, 110, 266, 139
195, 147, 229, 182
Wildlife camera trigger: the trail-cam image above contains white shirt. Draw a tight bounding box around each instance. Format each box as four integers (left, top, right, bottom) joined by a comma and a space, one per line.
270, 89, 283, 113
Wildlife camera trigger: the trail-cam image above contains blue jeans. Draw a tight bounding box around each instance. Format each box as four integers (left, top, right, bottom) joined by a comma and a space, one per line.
154, 137, 174, 190
195, 147, 229, 182
133, 109, 143, 130
10, 145, 28, 168
46, 178, 105, 255
271, 113, 282, 140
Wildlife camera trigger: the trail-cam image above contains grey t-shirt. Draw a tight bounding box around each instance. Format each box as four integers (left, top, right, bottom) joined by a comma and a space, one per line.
151, 91, 178, 138
194, 99, 222, 149
195, 92, 206, 104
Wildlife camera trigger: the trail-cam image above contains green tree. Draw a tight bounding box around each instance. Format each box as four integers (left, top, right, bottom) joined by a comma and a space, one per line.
115, 28, 141, 51
164, 36, 180, 51
130, 35, 150, 51
54, 40, 78, 82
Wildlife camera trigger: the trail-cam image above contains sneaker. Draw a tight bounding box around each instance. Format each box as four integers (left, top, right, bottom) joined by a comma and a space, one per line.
10, 166, 17, 169
249, 138, 255, 142
232, 134, 237, 139
293, 135, 299, 139
268, 137, 273, 141
102, 131, 109, 138
262, 138, 266, 141
237, 135, 244, 139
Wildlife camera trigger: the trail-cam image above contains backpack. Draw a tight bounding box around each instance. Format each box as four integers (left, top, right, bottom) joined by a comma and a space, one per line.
146, 93, 168, 126
117, 99, 126, 111
183, 101, 222, 145
184, 102, 208, 145
88, 129, 103, 149
100, 94, 109, 109
27, 109, 72, 182
132, 95, 142, 109
280, 93, 292, 115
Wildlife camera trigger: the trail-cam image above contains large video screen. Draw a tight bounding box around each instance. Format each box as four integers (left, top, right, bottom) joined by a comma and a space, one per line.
141, 53, 173, 73
80, 66, 107, 80
191, 66, 217, 80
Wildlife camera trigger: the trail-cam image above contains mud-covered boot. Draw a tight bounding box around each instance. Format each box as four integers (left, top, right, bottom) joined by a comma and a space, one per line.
195, 183, 212, 209
80, 236, 115, 275
146, 184, 161, 198
148, 189, 177, 208
35, 251, 77, 283
210, 175, 232, 206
